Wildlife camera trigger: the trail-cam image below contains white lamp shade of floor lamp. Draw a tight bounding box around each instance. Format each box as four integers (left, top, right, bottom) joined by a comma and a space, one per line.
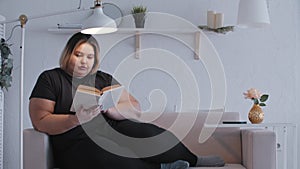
237, 0, 270, 28
81, 6, 117, 34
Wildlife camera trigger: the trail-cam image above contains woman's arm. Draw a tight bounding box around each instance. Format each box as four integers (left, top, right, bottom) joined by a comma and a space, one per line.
104, 90, 141, 120
29, 98, 101, 135
29, 98, 80, 135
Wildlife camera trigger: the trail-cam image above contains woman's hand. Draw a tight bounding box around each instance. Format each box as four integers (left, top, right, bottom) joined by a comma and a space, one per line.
76, 105, 102, 124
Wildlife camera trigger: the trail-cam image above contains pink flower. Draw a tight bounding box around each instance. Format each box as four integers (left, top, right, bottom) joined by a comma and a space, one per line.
243, 88, 269, 106
243, 88, 262, 99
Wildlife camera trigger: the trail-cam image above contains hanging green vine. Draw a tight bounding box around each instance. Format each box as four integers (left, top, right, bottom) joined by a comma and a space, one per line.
0, 38, 13, 90
198, 25, 234, 34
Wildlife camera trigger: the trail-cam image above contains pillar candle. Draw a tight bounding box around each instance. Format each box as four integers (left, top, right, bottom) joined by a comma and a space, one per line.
215, 13, 224, 29
207, 10, 216, 29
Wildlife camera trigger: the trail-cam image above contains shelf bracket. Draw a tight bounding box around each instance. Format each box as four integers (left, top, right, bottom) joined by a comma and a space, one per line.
135, 30, 141, 59
194, 31, 200, 60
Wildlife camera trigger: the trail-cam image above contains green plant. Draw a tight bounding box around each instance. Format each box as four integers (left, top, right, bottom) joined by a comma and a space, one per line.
131, 5, 147, 14
198, 25, 234, 34
0, 38, 13, 90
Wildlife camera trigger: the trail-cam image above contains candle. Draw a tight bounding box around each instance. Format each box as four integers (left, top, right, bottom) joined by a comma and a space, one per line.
215, 13, 224, 29
207, 10, 216, 29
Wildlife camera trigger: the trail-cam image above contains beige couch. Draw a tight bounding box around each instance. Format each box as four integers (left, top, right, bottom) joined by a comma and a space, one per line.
24, 111, 276, 169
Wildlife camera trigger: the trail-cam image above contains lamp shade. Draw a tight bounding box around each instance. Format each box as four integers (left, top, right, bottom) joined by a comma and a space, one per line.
237, 0, 270, 28
81, 7, 117, 34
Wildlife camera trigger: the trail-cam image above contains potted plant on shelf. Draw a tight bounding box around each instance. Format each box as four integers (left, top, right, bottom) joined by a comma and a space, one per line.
131, 5, 147, 28
0, 38, 13, 90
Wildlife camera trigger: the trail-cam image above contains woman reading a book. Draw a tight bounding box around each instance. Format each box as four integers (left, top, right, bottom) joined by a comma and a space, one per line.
29, 32, 224, 169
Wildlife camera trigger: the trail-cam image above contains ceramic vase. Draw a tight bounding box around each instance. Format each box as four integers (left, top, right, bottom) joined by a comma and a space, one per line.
248, 104, 264, 124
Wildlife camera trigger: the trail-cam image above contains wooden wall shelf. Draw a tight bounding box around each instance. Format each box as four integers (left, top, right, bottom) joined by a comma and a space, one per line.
48, 28, 202, 60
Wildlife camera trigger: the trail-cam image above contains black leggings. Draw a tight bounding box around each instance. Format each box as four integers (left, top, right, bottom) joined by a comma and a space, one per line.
107, 117, 197, 164
53, 114, 197, 169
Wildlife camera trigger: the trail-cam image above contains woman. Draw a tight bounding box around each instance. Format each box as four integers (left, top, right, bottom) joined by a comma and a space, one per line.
29, 32, 224, 169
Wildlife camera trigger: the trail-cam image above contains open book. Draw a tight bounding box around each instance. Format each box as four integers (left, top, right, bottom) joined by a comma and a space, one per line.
70, 84, 124, 112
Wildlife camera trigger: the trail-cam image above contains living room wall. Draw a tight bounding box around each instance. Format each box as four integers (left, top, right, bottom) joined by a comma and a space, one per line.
0, 0, 299, 168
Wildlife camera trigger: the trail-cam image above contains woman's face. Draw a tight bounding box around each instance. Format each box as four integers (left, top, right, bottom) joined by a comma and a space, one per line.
67, 42, 95, 78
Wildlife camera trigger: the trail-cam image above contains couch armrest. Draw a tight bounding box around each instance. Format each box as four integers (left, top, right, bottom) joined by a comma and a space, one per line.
241, 129, 276, 169
23, 128, 53, 169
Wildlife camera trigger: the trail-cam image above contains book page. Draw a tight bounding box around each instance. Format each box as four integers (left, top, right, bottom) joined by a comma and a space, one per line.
70, 85, 124, 112
99, 85, 124, 110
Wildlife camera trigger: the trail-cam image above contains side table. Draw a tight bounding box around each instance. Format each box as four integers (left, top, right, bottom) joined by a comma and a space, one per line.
204, 123, 297, 169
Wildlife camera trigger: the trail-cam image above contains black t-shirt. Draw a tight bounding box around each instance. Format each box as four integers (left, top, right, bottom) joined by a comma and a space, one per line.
30, 68, 119, 115
29, 68, 120, 165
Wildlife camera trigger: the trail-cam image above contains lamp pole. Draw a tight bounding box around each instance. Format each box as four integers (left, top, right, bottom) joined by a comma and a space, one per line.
19, 14, 27, 169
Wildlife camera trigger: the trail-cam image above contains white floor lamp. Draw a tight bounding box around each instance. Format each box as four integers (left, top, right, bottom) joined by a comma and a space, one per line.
0, 1, 118, 168
19, 14, 27, 169
0, 14, 27, 169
